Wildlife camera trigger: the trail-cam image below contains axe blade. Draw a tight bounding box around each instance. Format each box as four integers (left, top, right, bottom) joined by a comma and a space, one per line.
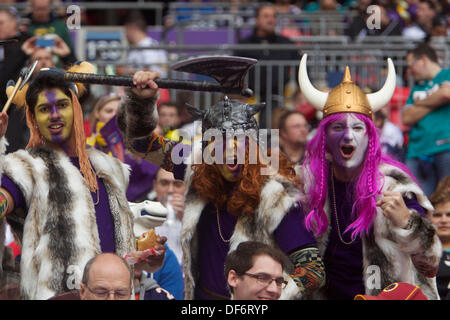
170, 55, 257, 96
19, 60, 39, 90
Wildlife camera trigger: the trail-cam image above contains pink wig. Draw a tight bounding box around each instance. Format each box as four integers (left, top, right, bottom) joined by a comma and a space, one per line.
302, 113, 413, 239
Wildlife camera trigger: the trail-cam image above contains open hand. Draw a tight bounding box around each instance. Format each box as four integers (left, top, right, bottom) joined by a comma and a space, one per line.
131, 71, 159, 99
50, 35, 71, 57
376, 191, 410, 229
21, 36, 39, 56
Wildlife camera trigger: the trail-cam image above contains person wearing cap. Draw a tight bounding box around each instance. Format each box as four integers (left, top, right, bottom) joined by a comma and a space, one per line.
354, 282, 428, 300
118, 71, 326, 300
298, 54, 441, 300
0, 64, 166, 299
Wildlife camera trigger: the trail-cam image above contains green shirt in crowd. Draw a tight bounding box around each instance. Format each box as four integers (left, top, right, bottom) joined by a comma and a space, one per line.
405, 68, 450, 159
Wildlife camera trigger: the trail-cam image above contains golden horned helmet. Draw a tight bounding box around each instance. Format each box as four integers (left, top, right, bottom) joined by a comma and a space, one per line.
297, 54, 396, 118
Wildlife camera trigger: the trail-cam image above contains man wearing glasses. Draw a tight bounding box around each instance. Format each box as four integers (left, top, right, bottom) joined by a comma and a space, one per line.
79, 253, 133, 300
224, 241, 292, 300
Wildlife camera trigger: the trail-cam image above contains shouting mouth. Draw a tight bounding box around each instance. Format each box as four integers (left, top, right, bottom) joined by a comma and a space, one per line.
225, 157, 240, 172
340, 144, 355, 159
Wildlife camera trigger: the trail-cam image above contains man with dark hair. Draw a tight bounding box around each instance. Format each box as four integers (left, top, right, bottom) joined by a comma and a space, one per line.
0, 65, 166, 299
402, 43, 450, 196
278, 110, 309, 164
121, 10, 168, 77
225, 241, 293, 300
158, 102, 182, 133
234, 4, 300, 128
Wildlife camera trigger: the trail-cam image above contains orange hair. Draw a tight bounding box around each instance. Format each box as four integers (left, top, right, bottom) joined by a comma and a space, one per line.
191, 144, 299, 217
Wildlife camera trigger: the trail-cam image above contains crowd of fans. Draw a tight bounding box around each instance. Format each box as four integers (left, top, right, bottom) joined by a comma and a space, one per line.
0, 0, 448, 301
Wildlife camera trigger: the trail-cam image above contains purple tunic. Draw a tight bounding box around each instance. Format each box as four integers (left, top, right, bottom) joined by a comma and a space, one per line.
324, 177, 425, 300
124, 153, 159, 201
1, 157, 116, 253
194, 202, 316, 299
94, 115, 158, 202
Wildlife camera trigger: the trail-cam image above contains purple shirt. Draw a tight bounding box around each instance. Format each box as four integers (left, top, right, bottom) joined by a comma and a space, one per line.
324, 177, 425, 300
1, 157, 116, 253
195, 202, 316, 299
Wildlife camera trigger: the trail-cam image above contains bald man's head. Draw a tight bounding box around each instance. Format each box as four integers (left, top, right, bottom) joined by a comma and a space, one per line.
79, 253, 132, 300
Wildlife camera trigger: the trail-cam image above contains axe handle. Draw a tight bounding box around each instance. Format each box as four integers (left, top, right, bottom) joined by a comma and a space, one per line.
2, 77, 23, 114
63, 72, 235, 94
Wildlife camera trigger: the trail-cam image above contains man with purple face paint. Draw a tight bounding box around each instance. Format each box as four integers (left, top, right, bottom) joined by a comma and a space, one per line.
0, 65, 166, 300
298, 54, 441, 300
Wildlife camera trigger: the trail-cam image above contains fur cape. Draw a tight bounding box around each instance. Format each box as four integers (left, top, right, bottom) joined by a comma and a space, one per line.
180, 164, 303, 300
308, 163, 441, 300
0, 137, 135, 300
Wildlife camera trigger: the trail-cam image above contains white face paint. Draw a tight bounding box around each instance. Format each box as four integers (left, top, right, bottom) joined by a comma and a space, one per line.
326, 113, 369, 170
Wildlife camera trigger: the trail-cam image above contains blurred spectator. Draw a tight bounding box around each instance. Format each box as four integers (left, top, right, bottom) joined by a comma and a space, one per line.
291, 88, 317, 122
87, 93, 158, 202
79, 253, 132, 300
374, 108, 405, 161
118, 10, 168, 78
402, 0, 437, 40
234, 4, 300, 128
304, 0, 345, 12
347, 3, 403, 41
0, 7, 31, 153
153, 168, 185, 267
21, 34, 76, 70
26, 0, 76, 67
428, 181, 450, 300
435, 176, 450, 193
158, 101, 182, 133
402, 43, 450, 196
273, 0, 303, 38
225, 241, 293, 300
28, 47, 54, 77
278, 110, 309, 164
430, 15, 448, 38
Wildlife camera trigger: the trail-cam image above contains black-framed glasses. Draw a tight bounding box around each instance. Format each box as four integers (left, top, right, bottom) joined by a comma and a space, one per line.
244, 272, 288, 289
86, 285, 130, 300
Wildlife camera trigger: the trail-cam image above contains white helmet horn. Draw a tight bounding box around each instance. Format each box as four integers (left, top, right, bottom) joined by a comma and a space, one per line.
366, 58, 396, 112
298, 54, 328, 111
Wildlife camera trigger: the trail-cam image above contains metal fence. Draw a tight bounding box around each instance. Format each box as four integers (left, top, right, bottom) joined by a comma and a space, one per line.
93, 38, 450, 128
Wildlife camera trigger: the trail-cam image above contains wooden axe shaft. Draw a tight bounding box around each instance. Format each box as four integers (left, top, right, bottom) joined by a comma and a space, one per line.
2, 77, 23, 113
63, 72, 243, 94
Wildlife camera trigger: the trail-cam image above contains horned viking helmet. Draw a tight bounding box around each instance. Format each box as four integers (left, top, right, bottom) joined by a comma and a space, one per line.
298, 54, 396, 118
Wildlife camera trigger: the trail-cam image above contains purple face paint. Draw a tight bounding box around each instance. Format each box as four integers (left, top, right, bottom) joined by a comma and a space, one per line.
326, 114, 369, 170
45, 90, 64, 143
35, 89, 74, 148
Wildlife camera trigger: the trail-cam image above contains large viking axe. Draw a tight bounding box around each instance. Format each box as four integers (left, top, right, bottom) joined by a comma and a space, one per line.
44, 56, 257, 97
2, 60, 38, 113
